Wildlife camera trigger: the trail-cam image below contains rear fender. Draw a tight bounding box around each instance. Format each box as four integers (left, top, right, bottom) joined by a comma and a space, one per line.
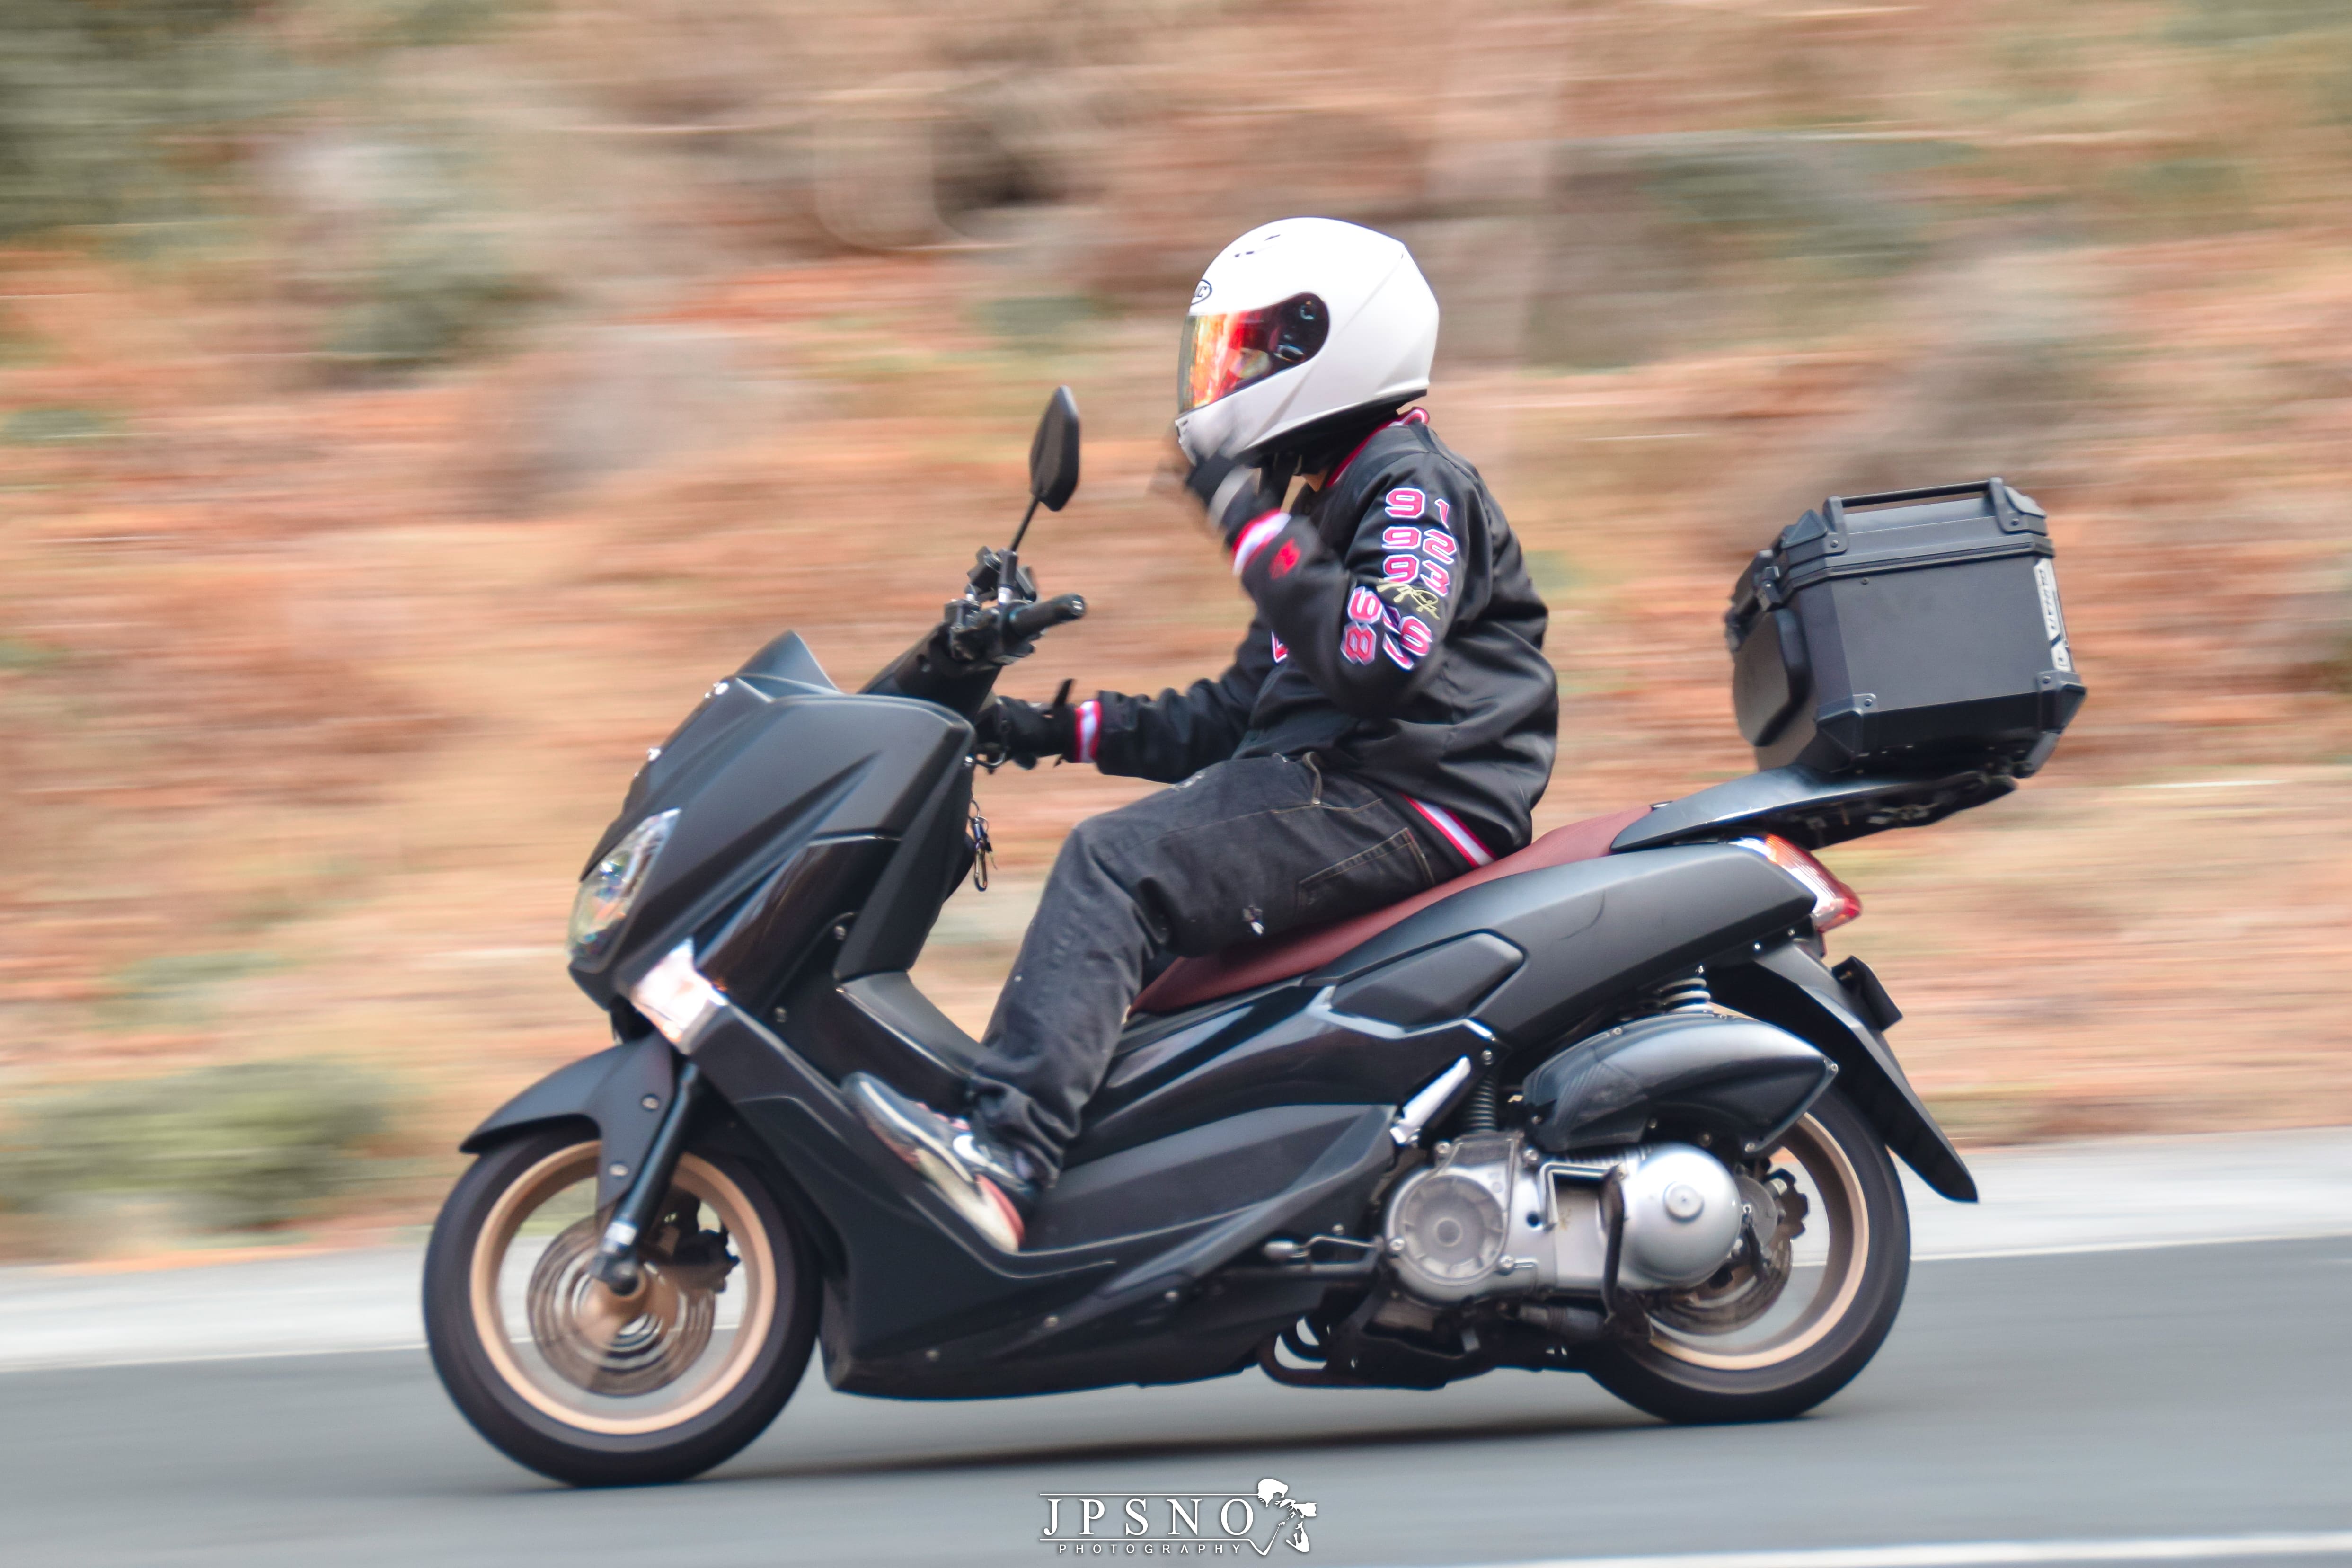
459, 1036, 680, 1212
1520, 1013, 1838, 1157
1710, 942, 1977, 1201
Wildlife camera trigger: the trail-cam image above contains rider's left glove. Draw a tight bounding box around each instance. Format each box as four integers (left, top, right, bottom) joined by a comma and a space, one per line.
978, 692, 1077, 770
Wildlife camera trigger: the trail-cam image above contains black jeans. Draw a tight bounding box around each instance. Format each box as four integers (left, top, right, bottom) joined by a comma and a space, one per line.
967, 755, 1437, 1182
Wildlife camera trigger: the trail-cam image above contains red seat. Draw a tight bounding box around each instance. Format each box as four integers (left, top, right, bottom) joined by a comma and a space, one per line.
1131, 804, 1654, 1015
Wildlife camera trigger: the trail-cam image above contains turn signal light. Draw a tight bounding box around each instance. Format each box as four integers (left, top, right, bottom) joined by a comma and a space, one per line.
1735, 833, 1862, 933
629, 940, 725, 1045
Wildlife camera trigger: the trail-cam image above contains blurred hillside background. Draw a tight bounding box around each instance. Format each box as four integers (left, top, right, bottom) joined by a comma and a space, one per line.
2, 0, 2349, 1257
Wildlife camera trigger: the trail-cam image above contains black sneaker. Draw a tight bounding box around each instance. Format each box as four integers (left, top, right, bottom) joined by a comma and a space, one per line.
845, 1074, 1038, 1250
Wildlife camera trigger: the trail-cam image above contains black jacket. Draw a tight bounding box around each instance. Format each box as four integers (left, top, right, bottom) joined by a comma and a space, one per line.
1078, 414, 1557, 866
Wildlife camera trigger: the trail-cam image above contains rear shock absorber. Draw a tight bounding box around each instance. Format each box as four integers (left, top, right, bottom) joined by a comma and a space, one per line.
1653, 967, 1712, 1014
1461, 1071, 1499, 1133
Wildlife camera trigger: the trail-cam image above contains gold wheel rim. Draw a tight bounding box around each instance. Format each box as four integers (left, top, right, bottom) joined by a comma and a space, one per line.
1646, 1111, 1870, 1372
468, 1143, 778, 1436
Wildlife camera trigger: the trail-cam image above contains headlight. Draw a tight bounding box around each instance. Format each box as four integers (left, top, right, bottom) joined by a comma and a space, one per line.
567, 808, 680, 967
629, 940, 725, 1045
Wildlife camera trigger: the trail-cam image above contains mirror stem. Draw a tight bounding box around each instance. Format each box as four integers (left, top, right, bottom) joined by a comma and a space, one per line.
1000, 497, 1042, 605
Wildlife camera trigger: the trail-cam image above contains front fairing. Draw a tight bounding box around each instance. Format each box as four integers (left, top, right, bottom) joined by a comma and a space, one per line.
585, 631, 846, 872
569, 632, 971, 1009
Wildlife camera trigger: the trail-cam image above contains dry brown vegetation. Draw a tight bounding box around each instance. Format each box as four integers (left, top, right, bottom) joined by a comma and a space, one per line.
3, 0, 2350, 1249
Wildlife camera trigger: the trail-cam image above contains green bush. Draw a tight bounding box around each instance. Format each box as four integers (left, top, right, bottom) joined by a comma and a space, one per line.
0, 407, 118, 444
0, 0, 282, 238
305, 143, 543, 372
1634, 134, 1926, 279
2170, 0, 2349, 48
0, 1, 538, 373
0, 1059, 397, 1233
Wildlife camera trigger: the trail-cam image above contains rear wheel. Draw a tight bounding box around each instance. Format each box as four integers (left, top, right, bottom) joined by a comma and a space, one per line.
1586, 1086, 1908, 1423
424, 1124, 818, 1485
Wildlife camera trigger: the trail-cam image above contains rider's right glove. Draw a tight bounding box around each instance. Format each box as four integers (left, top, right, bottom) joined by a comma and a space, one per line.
978, 688, 1077, 770
1181, 451, 1284, 548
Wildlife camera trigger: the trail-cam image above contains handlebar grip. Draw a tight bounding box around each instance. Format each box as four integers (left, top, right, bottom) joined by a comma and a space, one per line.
1008, 593, 1087, 640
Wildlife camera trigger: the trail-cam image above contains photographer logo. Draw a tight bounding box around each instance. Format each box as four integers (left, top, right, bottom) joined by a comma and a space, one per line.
1040, 1479, 1317, 1556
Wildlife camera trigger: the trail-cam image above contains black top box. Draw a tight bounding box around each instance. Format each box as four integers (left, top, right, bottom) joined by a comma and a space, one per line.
1726, 478, 2086, 778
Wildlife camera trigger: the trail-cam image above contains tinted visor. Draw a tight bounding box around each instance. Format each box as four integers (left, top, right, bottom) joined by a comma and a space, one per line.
1178, 293, 1330, 414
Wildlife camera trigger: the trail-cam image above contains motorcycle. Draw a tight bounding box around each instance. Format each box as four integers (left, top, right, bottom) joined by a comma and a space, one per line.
423, 388, 2041, 1487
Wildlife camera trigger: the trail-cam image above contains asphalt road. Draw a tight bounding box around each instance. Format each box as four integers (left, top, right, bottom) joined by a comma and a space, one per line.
4, 1235, 2348, 1568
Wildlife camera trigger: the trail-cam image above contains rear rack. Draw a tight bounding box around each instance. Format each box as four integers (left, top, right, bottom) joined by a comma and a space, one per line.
1611, 765, 2016, 854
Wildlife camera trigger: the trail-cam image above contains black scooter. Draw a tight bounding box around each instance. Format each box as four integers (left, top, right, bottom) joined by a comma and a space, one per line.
424, 389, 2010, 1487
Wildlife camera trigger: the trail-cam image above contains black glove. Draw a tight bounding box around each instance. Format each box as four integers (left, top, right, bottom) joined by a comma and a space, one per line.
977, 683, 1076, 770
1182, 451, 1282, 546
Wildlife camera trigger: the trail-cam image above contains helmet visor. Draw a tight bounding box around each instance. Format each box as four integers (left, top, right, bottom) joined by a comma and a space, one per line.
1178, 293, 1330, 414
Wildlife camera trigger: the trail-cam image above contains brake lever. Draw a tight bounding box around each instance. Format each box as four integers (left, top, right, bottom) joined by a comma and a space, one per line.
944, 597, 999, 665
946, 597, 1044, 668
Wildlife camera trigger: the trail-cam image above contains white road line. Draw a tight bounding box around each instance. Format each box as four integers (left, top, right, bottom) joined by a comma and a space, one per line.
4, 1338, 430, 1374
1417, 1530, 2352, 1568
1918, 1228, 2352, 1262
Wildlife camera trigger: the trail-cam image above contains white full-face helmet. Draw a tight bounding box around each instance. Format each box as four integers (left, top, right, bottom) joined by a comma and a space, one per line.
1173, 217, 1439, 464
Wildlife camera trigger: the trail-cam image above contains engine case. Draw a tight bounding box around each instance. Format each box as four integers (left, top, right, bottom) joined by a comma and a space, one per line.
1379, 1133, 1746, 1304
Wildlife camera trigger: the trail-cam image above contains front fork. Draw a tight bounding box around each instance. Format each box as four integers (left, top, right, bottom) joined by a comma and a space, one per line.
588, 1059, 709, 1293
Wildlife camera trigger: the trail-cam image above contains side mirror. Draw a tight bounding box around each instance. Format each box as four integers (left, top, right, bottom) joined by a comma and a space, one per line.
1028, 386, 1080, 513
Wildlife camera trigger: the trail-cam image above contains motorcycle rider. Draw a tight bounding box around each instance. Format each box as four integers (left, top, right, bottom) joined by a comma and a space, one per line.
849, 218, 1558, 1249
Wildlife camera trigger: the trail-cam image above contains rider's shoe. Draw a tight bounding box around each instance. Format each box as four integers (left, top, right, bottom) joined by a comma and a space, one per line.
845, 1073, 1038, 1250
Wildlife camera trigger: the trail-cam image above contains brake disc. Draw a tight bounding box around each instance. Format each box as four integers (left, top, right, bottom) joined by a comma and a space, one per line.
526, 1213, 728, 1397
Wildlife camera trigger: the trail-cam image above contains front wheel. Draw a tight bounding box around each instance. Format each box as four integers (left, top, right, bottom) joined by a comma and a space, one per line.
1586, 1085, 1909, 1423
424, 1124, 818, 1485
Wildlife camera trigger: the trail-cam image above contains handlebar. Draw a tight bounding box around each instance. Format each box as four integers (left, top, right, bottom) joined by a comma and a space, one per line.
942, 590, 1087, 668
1008, 593, 1087, 640
861, 558, 1084, 713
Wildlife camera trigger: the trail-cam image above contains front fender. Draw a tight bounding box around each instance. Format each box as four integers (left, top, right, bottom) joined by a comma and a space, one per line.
460, 1035, 680, 1211
1711, 942, 1977, 1202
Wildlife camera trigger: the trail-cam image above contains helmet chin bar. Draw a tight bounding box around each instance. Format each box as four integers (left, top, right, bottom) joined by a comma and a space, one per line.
1175, 391, 1426, 474
1258, 397, 1428, 470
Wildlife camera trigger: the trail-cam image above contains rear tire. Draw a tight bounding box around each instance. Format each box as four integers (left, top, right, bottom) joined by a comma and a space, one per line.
1586, 1086, 1908, 1423
424, 1124, 818, 1486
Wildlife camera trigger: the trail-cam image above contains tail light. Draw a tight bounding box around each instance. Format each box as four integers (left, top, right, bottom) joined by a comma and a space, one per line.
1735, 833, 1862, 933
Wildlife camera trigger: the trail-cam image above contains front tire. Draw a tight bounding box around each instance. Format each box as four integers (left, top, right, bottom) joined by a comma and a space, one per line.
424, 1124, 818, 1486
1586, 1086, 1909, 1423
